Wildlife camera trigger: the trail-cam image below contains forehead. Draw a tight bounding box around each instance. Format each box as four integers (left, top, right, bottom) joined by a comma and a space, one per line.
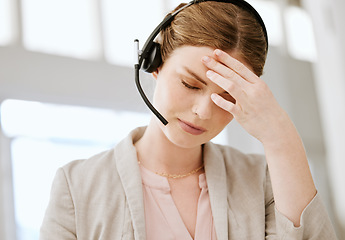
168, 46, 213, 77
169, 45, 215, 62
165, 45, 253, 73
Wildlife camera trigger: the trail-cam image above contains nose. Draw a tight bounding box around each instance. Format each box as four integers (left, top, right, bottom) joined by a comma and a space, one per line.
192, 95, 214, 120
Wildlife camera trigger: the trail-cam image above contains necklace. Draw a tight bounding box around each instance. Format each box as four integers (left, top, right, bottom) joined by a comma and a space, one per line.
137, 160, 204, 179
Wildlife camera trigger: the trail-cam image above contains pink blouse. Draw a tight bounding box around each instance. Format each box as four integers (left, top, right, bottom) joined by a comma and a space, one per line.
139, 164, 217, 240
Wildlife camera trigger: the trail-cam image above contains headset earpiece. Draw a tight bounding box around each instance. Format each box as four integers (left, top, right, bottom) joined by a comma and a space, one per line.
142, 42, 162, 73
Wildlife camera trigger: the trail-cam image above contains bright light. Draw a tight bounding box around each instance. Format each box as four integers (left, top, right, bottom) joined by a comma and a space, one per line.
250, 0, 283, 47
167, 0, 189, 10
102, 0, 165, 67
0, 0, 13, 45
1, 99, 150, 143
21, 0, 100, 59
285, 6, 317, 62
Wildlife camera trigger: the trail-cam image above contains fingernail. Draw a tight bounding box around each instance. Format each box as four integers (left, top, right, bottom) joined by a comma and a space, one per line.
206, 70, 214, 77
211, 93, 218, 101
202, 56, 210, 63
215, 49, 222, 56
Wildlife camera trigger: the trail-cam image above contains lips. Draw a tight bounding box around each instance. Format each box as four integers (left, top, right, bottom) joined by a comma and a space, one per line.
178, 119, 206, 135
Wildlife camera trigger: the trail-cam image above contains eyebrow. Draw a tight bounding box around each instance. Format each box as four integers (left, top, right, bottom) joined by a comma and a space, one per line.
183, 67, 207, 86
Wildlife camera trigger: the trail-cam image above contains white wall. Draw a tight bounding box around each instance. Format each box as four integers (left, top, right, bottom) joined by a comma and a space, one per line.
303, 0, 345, 238
0, 46, 146, 111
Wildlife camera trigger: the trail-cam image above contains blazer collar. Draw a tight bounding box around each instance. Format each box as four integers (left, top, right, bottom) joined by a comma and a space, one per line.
204, 141, 229, 240
114, 127, 147, 240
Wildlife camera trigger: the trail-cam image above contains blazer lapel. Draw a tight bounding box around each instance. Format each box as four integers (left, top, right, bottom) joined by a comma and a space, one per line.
114, 127, 146, 240
204, 142, 229, 240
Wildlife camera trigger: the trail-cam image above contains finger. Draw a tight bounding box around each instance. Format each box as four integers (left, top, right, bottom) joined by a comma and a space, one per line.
211, 93, 241, 115
206, 70, 246, 103
202, 55, 249, 88
213, 49, 260, 83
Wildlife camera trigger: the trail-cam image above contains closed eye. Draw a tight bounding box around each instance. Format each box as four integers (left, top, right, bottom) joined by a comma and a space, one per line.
181, 80, 200, 90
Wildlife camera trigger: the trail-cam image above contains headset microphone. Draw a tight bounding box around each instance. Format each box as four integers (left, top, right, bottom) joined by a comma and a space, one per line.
134, 0, 268, 127
134, 39, 169, 125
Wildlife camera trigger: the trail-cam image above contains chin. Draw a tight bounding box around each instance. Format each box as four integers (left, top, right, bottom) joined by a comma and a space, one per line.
163, 122, 209, 149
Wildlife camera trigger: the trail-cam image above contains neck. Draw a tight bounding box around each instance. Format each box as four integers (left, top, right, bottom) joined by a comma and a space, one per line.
135, 119, 203, 175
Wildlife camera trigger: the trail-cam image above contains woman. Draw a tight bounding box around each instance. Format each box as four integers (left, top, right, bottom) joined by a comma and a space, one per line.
40, 1, 337, 239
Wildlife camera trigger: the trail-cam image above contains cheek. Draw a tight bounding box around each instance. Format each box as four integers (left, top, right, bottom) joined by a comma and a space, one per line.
153, 78, 170, 103
154, 78, 192, 110
214, 108, 234, 127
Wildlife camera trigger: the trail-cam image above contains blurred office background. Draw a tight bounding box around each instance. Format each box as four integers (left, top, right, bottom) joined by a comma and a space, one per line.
0, 0, 344, 239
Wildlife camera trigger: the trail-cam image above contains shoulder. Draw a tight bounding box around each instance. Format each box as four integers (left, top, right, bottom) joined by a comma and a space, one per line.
44, 142, 134, 239
59, 148, 120, 191
61, 148, 116, 176
57, 126, 145, 194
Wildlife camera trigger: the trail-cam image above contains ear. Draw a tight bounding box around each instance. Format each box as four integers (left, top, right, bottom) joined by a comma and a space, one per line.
152, 67, 161, 80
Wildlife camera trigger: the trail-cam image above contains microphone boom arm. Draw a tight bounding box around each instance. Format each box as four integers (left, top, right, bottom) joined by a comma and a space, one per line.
134, 63, 169, 125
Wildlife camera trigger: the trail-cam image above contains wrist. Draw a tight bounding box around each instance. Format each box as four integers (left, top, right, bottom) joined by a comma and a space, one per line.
258, 111, 298, 147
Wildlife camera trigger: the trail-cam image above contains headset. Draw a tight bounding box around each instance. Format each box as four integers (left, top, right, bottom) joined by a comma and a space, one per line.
134, 0, 268, 126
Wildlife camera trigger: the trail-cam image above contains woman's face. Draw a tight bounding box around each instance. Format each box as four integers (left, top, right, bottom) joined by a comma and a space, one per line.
151, 45, 247, 148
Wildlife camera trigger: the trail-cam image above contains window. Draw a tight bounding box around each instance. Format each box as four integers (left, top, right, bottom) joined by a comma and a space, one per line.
101, 0, 165, 67
251, 0, 283, 47
285, 6, 317, 62
21, 0, 100, 59
0, 0, 12, 45
1, 99, 151, 239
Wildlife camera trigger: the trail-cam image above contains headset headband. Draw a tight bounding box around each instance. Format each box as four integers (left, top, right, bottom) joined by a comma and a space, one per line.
138, 0, 268, 68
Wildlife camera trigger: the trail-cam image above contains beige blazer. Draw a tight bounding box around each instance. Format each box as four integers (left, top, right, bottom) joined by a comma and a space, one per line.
40, 127, 337, 240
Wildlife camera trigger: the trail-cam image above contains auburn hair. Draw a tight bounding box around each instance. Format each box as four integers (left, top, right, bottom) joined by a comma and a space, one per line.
158, 1, 268, 76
